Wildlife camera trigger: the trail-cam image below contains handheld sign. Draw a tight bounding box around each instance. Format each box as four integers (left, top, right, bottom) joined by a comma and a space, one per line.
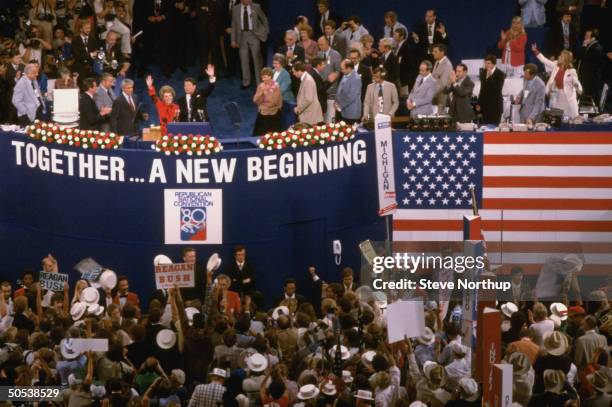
39, 271, 69, 291
386, 300, 425, 343
74, 258, 103, 282
155, 262, 195, 289
72, 338, 109, 353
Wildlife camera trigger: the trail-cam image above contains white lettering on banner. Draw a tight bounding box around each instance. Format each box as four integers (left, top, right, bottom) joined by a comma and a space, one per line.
11, 138, 368, 184
247, 140, 367, 182
374, 114, 397, 216
154, 262, 195, 289
12, 141, 126, 181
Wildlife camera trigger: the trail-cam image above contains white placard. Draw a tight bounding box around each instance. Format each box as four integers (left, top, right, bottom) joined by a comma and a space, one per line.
155, 262, 195, 289
39, 271, 69, 291
374, 114, 397, 216
71, 338, 109, 353
386, 300, 425, 343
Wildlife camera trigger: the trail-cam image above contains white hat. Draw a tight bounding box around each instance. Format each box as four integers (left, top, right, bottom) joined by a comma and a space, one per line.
501, 302, 519, 318
272, 305, 290, 320
587, 367, 612, 393
417, 327, 436, 345
321, 380, 337, 396
373, 291, 388, 309
154, 254, 173, 266
423, 361, 443, 381
99, 269, 117, 291
328, 345, 350, 361
206, 253, 222, 272
543, 369, 565, 393
409, 402, 427, 407
171, 369, 186, 386
550, 303, 568, 321
246, 353, 268, 372
185, 307, 201, 325
342, 370, 353, 383
450, 342, 469, 357
87, 303, 104, 317
208, 367, 227, 378
60, 338, 81, 360
156, 329, 177, 350
354, 389, 374, 401
70, 302, 87, 321
563, 254, 583, 272
543, 331, 569, 356
458, 377, 479, 402
361, 350, 376, 365
80, 287, 100, 304
298, 384, 320, 400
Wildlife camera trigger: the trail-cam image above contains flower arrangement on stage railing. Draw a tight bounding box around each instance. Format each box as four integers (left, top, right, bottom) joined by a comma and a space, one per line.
258, 122, 356, 150
153, 134, 223, 156
25, 121, 124, 150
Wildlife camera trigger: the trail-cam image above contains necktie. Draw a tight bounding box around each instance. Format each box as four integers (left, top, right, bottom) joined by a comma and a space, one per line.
434, 61, 439, 72
418, 77, 423, 87
328, 35, 332, 44
107, 89, 112, 99
128, 96, 135, 111
243, 6, 250, 31
428, 25, 433, 38
378, 84, 383, 97
487, 70, 492, 79
84, 36, 89, 53
350, 32, 354, 41
378, 85, 384, 113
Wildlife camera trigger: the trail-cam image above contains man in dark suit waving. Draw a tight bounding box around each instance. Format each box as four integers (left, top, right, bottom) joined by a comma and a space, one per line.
412, 9, 449, 62
110, 79, 147, 136
80, 78, 112, 130
443, 63, 475, 123
177, 65, 217, 122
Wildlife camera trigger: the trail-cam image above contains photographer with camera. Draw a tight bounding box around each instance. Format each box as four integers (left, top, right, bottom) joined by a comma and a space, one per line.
19, 24, 53, 71
29, 0, 57, 43
96, 0, 132, 56
98, 30, 130, 78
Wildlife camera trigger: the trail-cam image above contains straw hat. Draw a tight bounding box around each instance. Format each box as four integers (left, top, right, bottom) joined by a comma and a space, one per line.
507, 352, 531, 376
458, 377, 480, 402
297, 384, 320, 400
185, 307, 200, 325
321, 380, 337, 396
543, 369, 565, 393
450, 342, 469, 358
98, 269, 117, 290
423, 361, 445, 385
156, 329, 177, 350
417, 327, 436, 345
153, 255, 172, 266
70, 302, 87, 321
587, 367, 612, 393
342, 370, 353, 383
409, 402, 427, 407
550, 303, 568, 321
208, 368, 227, 378
206, 253, 222, 272
501, 302, 518, 318
354, 389, 374, 401
328, 345, 350, 361
272, 305, 290, 320
542, 331, 569, 356
86, 303, 104, 317
361, 350, 376, 365
246, 353, 268, 372
60, 338, 80, 360
80, 287, 100, 304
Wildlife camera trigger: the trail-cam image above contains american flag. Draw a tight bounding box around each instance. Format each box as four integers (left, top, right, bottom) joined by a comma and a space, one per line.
392, 132, 612, 276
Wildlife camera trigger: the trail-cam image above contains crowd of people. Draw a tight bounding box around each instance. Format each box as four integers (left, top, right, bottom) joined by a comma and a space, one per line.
0, 247, 611, 407
0, 0, 611, 136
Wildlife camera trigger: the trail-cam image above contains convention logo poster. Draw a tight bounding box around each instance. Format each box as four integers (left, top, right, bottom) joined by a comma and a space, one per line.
164, 189, 222, 244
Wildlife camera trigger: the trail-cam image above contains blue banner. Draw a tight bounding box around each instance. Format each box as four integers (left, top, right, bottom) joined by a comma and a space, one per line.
0, 132, 385, 305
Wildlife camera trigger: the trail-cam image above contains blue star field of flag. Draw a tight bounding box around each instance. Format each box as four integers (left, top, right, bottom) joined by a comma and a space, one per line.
393, 133, 484, 209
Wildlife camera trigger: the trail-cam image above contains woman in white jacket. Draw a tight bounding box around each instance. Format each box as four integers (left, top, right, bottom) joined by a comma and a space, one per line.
531, 44, 583, 119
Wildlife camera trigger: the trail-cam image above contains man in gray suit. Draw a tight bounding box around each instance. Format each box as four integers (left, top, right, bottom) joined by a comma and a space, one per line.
334, 59, 362, 124
230, 0, 269, 89
407, 61, 438, 117
443, 63, 475, 123
317, 35, 341, 122
93, 73, 116, 131
362, 67, 399, 123
12, 63, 46, 126
431, 43, 453, 114
516, 63, 546, 124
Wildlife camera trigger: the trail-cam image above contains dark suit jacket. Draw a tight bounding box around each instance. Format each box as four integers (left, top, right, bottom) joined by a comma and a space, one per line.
379, 52, 400, 87
314, 9, 340, 38
396, 39, 418, 88
225, 260, 255, 295
577, 40, 605, 99
415, 21, 450, 57
110, 93, 142, 136
71, 34, 99, 76
6, 63, 25, 84
444, 76, 475, 123
176, 82, 216, 122
79, 92, 107, 130
194, 0, 226, 33
356, 62, 372, 101
545, 20, 578, 56
102, 42, 126, 75
308, 67, 328, 113
278, 44, 306, 65
477, 68, 506, 124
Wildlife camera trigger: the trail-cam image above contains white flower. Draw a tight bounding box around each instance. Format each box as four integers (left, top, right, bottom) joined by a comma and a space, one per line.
196, 150, 202, 156
214, 147, 221, 153
83, 144, 88, 149
187, 150, 193, 156
165, 151, 171, 156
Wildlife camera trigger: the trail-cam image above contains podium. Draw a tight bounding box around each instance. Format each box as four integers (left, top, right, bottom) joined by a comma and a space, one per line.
166, 122, 212, 136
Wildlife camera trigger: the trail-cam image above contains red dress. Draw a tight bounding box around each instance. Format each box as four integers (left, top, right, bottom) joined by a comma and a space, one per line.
148, 86, 179, 135
498, 32, 527, 67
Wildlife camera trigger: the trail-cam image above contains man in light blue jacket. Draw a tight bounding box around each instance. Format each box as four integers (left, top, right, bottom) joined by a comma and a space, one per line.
517, 63, 546, 124
12, 63, 46, 126
407, 60, 438, 117
334, 59, 362, 124
519, 0, 548, 28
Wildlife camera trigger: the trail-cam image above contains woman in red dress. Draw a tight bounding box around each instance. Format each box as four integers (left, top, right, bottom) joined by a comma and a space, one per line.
145, 75, 179, 135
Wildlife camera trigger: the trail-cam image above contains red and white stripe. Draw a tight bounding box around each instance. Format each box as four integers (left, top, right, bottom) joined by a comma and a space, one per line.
392, 132, 612, 276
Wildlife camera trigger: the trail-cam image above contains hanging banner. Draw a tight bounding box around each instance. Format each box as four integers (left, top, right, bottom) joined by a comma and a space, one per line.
374, 114, 397, 216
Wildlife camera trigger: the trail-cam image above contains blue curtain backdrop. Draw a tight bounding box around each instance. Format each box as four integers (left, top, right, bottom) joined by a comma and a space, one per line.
267, 0, 517, 60
0, 132, 385, 306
